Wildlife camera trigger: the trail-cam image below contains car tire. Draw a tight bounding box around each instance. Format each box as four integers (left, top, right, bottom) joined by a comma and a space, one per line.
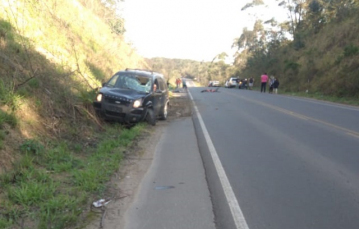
146, 108, 156, 126
159, 102, 168, 120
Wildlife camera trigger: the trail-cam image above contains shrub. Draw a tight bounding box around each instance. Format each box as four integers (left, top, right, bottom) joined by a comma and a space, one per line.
344, 44, 359, 57
19, 139, 45, 156
0, 110, 18, 128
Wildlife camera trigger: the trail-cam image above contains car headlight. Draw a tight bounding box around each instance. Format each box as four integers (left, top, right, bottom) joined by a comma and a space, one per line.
96, 94, 103, 102
133, 99, 142, 108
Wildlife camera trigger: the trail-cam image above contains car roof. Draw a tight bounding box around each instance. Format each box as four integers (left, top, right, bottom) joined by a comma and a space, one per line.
119, 68, 164, 79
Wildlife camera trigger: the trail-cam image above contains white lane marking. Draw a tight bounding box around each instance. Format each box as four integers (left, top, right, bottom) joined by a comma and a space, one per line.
188, 90, 250, 229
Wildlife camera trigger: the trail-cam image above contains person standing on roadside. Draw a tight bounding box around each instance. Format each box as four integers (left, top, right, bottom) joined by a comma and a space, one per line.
272, 77, 280, 94
175, 78, 181, 88
260, 72, 268, 93
269, 76, 275, 93
182, 78, 187, 89
249, 77, 254, 90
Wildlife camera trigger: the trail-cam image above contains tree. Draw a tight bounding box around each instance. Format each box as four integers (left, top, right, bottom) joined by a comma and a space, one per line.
276, 0, 307, 35
79, 0, 125, 35
305, 0, 325, 33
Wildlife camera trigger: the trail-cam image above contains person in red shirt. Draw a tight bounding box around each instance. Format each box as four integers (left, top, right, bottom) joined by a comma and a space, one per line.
175, 78, 181, 88
260, 72, 269, 93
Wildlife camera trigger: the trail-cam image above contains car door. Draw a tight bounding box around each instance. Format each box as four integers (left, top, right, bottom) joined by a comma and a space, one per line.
152, 77, 161, 115
154, 77, 167, 115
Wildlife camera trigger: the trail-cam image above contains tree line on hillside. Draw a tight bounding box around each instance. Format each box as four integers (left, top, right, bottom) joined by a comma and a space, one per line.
233, 0, 359, 97
148, 0, 359, 99
146, 57, 236, 87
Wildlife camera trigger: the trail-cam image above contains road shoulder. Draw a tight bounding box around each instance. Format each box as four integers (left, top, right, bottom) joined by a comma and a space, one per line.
124, 117, 216, 229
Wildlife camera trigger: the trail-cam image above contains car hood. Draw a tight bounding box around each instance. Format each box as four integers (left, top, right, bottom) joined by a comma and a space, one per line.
100, 87, 147, 100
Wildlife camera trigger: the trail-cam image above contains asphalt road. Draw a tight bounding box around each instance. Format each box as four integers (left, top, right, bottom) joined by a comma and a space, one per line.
189, 85, 359, 229
124, 117, 216, 229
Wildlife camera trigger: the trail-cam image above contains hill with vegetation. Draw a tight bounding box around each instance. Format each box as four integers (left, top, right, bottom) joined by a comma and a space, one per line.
0, 0, 148, 228
234, 0, 359, 101
148, 1, 359, 105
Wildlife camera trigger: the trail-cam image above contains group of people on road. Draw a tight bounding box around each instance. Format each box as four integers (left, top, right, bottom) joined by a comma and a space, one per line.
238, 77, 255, 90
260, 72, 280, 94
239, 73, 279, 93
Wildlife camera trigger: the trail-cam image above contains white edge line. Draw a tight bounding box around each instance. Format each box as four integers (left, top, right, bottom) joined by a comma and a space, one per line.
188, 90, 250, 229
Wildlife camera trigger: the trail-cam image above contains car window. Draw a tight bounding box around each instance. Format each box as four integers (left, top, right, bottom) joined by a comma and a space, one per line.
107, 74, 120, 87
114, 73, 151, 93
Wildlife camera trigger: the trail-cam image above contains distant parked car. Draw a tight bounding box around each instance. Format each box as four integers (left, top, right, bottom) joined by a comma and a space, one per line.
208, 81, 220, 87
225, 77, 239, 88
93, 69, 169, 126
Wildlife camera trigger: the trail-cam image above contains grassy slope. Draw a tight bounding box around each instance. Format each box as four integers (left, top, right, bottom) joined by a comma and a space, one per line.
0, 0, 149, 228
276, 14, 359, 98
237, 12, 359, 104
0, 0, 146, 171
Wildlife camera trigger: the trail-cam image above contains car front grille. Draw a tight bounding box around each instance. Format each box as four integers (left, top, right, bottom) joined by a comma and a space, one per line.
104, 95, 131, 106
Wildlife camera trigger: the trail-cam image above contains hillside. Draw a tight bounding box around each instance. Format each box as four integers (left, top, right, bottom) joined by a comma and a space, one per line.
0, 0, 149, 228
235, 2, 359, 101
0, 0, 147, 170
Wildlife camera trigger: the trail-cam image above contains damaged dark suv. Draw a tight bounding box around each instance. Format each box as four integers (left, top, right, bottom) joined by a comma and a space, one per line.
93, 69, 169, 126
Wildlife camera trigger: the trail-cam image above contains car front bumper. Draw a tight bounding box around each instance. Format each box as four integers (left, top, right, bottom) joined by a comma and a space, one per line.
93, 101, 147, 123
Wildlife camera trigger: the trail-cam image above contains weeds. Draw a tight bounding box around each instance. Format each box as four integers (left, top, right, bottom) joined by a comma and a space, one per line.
20, 139, 45, 156
0, 110, 17, 128
344, 44, 359, 57
0, 201, 23, 228
38, 194, 85, 229
8, 180, 58, 206
0, 217, 12, 229
78, 87, 98, 105
0, 123, 146, 228
0, 80, 23, 112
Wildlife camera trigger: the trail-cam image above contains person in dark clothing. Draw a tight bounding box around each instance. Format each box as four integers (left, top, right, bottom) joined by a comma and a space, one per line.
182, 79, 187, 89
242, 79, 248, 89
272, 78, 280, 94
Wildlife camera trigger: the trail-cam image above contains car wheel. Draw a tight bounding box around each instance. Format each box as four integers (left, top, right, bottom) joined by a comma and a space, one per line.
159, 102, 168, 120
146, 108, 156, 126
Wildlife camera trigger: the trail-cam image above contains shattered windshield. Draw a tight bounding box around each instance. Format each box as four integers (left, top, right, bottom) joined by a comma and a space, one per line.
110, 73, 152, 93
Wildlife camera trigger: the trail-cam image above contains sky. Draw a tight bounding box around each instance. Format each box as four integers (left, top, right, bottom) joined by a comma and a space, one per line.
121, 0, 287, 63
